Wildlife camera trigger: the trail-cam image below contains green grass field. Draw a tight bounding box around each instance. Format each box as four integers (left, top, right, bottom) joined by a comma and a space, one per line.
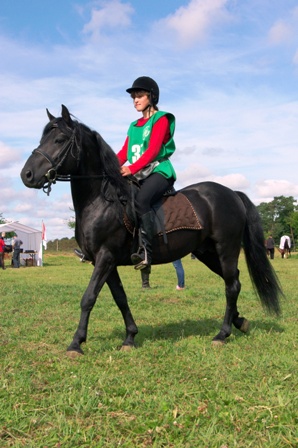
0, 252, 297, 447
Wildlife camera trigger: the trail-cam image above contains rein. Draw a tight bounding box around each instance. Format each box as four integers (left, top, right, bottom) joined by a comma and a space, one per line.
43, 174, 108, 195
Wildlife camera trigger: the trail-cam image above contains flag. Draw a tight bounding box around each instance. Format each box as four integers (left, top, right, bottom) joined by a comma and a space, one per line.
42, 221, 47, 250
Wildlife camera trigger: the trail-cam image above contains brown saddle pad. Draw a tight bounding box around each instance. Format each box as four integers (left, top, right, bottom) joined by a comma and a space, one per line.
157, 192, 203, 234
124, 192, 203, 235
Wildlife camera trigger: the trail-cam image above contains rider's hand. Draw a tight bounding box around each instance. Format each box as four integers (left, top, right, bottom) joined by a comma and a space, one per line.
120, 166, 132, 177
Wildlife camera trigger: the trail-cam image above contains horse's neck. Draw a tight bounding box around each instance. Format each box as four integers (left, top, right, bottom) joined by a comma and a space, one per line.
71, 128, 128, 216
70, 176, 103, 209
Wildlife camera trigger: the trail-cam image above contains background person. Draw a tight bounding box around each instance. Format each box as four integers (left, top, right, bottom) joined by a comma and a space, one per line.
173, 259, 185, 290
141, 259, 185, 290
279, 235, 291, 258
0, 232, 5, 270
266, 235, 275, 259
140, 266, 151, 289
12, 234, 23, 268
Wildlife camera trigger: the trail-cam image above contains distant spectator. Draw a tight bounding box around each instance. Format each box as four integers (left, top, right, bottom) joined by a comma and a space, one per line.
266, 235, 275, 259
140, 266, 151, 289
140, 259, 185, 290
0, 232, 5, 270
12, 234, 23, 268
279, 235, 291, 259
172, 259, 185, 290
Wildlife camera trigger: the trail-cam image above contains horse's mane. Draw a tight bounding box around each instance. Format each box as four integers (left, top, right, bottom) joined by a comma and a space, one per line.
42, 115, 130, 204
79, 122, 130, 202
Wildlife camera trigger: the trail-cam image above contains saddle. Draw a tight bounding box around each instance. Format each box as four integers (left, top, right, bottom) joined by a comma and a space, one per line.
123, 179, 203, 239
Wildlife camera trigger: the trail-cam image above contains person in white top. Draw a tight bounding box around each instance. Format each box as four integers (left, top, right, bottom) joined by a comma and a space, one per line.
279, 235, 291, 258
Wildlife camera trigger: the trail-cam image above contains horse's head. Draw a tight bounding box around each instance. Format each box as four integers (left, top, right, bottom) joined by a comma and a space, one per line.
21, 105, 82, 194
21, 104, 129, 202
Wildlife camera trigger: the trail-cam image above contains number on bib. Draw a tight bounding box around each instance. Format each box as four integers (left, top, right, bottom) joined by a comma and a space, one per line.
131, 144, 142, 163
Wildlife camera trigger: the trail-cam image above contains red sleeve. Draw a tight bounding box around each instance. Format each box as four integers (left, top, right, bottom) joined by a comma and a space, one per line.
116, 137, 128, 165
129, 115, 170, 175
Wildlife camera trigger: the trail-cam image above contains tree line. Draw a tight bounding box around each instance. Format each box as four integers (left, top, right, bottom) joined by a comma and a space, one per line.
256, 195, 297, 250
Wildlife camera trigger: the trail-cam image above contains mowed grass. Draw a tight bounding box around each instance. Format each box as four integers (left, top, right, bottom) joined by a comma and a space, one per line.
0, 252, 297, 447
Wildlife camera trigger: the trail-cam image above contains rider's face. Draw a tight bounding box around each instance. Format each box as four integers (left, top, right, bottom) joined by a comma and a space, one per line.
131, 92, 150, 112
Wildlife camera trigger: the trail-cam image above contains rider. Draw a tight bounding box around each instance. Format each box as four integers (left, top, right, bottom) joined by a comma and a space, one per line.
117, 76, 176, 270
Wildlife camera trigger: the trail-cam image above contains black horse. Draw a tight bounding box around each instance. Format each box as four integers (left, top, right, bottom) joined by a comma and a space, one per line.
20, 105, 283, 355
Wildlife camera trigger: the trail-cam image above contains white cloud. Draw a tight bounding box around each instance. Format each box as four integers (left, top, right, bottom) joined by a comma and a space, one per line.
82, 0, 134, 42
0, 142, 23, 168
212, 174, 249, 190
255, 180, 298, 201
268, 20, 293, 45
157, 0, 231, 48
175, 165, 249, 191
268, 6, 298, 46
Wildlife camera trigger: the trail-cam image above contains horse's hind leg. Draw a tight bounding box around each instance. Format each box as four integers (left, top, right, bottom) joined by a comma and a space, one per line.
194, 249, 248, 344
231, 308, 250, 334
214, 253, 250, 343
211, 265, 242, 345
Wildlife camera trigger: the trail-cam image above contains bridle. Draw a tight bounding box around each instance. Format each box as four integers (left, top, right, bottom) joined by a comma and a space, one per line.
33, 121, 105, 196
32, 122, 81, 195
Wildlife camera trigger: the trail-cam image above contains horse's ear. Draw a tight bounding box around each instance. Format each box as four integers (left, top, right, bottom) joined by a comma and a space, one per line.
61, 104, 72, 126
46, 109, 56, 121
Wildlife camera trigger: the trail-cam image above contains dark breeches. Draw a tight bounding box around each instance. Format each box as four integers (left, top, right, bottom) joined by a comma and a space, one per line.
135, 173, 174, 216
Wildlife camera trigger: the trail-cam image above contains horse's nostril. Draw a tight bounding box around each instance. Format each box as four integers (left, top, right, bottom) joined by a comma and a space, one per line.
25, 170, 33, 180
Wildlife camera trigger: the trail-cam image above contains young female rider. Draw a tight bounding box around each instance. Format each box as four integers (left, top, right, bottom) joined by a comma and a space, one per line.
117, 76, 176, 270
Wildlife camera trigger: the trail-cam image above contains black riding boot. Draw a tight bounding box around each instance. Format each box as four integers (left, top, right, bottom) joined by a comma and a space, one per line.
131, 211, 154, 270
141, 266, 151, 288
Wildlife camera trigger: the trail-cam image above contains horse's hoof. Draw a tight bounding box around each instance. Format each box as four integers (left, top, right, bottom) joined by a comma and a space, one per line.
240, 319, 250, 333
211, 339, 225, 347
119, 345, 135, 352
66, 350, 84, 358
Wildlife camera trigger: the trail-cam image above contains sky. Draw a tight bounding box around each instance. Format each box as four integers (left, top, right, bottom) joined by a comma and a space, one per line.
0, 0, 298, 241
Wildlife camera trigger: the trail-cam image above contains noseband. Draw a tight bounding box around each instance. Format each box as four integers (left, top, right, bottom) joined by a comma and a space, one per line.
32, 122, 81, 195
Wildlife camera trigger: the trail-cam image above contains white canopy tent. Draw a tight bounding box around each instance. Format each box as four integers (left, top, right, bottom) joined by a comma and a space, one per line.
0, 222, 43, 266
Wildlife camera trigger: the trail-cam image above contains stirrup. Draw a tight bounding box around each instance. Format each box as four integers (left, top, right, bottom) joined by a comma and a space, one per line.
134, 260, 149, 270
131, 246, 149, 270
74, 249, 87, 262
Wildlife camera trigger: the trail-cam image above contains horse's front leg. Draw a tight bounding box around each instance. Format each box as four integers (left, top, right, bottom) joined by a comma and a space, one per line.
67, 257, 114, 356
106, 268, 138, 350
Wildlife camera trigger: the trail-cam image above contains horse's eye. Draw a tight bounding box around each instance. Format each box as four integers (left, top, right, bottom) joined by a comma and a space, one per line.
55, 137, 65, 144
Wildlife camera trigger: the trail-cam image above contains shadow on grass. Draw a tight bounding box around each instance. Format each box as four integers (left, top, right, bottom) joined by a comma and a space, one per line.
98, 317, 284, 347
250, 319, 284, 334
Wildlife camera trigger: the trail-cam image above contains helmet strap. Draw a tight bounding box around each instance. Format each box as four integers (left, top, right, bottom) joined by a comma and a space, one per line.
142, 104, 151, 113
141, 92, 153, 115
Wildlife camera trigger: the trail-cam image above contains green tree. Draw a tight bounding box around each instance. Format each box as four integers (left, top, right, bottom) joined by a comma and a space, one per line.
256, 201, 276, 234
272, 196, 296, 231
257, 196, 296, 240
289, 211, 298, 250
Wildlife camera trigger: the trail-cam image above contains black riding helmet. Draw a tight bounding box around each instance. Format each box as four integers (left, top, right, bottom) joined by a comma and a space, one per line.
126, 76, 159, 105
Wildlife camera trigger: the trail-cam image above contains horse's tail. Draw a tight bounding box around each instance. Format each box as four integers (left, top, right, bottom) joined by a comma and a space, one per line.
236, 191, 283, 315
